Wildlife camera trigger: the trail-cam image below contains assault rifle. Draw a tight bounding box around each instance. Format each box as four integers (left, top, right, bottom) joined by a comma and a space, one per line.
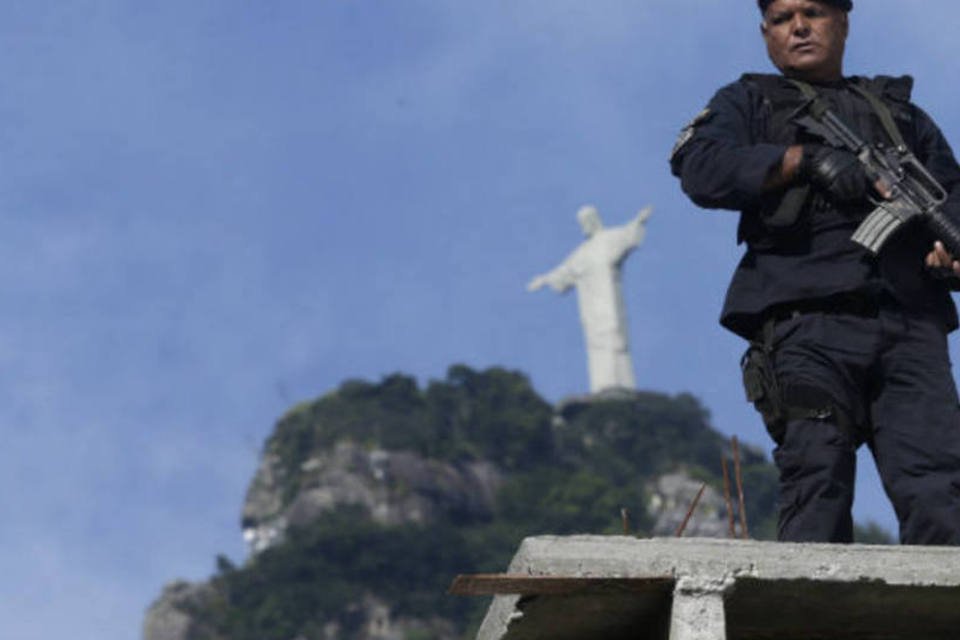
794, 99, 960, 257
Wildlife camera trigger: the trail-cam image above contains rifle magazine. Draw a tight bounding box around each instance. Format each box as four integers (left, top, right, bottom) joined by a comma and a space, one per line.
852, 206, 904, 254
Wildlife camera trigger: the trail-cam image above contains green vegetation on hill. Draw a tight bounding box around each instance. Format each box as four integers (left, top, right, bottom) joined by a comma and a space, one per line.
184, 508, 484, 640
175, 365, 889, 640
268, 366, 555, 508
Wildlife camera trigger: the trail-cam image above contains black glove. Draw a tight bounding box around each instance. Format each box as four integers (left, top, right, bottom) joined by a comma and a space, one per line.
800, 145, 870, 202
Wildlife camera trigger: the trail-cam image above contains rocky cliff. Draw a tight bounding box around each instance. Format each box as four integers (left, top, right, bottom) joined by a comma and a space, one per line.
241, 442, 502, 554
143, 365, 791, 640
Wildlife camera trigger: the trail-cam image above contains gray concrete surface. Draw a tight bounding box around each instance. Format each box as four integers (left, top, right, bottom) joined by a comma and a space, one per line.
474, 536, 960, 640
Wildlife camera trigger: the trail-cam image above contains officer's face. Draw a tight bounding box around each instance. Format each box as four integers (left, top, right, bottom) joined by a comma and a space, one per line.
761, 0, 848, 82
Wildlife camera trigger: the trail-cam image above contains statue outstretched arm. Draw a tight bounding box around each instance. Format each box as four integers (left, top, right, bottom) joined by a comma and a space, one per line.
527, 263, 577, 293
626, 205, 653, 247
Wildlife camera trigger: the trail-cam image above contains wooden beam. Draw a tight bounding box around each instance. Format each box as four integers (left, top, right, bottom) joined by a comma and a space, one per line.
448, 574, 674, 596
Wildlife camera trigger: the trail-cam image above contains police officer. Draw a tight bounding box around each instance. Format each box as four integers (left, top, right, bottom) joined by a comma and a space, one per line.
671, 0, 960, 544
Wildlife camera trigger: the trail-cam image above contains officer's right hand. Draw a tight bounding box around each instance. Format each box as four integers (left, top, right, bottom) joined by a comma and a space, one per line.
925, 241, 960, 279
800, 145, 870, 202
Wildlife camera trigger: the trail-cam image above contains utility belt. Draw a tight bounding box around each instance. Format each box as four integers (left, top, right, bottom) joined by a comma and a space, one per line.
763, 290, 883, 324
740, 292, 880, 444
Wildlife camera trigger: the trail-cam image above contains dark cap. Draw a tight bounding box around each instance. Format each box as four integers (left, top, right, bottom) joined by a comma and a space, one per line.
758, 0, 852, 13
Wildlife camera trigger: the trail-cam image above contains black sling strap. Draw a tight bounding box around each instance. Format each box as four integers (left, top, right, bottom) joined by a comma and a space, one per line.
787, 78, 907, 150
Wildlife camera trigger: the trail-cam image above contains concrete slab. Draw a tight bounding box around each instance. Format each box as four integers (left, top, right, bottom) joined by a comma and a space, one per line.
471, 536, 960, 640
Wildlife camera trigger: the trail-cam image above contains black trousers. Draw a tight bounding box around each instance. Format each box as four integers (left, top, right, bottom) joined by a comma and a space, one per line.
767, 305, 960, 544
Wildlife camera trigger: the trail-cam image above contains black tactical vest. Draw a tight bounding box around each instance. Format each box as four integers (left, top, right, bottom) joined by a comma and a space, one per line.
716, 73, 956, 338
735, 73, 916, 249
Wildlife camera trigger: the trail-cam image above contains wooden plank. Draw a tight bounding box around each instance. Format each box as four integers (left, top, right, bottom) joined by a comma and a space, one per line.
448, 573, 674, 596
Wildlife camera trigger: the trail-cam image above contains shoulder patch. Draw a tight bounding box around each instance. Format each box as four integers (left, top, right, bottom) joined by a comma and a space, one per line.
670, 108, 712, 161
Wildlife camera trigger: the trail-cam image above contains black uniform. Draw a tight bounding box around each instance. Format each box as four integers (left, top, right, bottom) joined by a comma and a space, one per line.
671, 74, 960, 544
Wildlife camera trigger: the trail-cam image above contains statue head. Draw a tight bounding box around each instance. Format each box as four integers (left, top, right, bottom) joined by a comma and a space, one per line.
577, 205, 604, 237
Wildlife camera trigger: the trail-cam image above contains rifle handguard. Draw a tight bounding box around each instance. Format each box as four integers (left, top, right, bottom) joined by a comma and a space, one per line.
926, 210, 960, 259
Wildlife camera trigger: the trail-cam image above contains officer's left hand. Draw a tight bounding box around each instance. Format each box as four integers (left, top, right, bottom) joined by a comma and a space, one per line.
925, 241, 960, 279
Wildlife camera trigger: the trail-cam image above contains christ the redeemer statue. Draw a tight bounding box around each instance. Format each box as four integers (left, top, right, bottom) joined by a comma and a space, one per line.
527, 204, 652, 393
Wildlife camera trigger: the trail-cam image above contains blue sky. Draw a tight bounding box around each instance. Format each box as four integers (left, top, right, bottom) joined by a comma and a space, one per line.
2, 2, 959, 638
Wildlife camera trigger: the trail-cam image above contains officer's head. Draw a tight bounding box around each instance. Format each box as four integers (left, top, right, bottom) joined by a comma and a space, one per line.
758, 0, 851, 83
576, 205, 603, 237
